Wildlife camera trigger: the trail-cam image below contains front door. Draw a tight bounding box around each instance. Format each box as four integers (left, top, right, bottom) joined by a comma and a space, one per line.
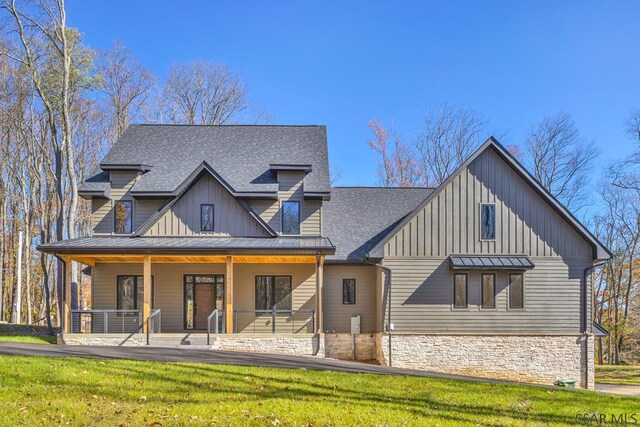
184, 274, 224, 330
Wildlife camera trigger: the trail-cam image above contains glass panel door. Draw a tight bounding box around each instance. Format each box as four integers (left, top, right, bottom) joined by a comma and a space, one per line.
184, 274, 224, 330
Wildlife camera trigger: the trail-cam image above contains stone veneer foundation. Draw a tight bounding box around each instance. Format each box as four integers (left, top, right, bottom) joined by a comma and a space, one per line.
61, 333, 147, 346
325, 333, 378, 361
214, 334, 323, 356
377, 333, 594, 389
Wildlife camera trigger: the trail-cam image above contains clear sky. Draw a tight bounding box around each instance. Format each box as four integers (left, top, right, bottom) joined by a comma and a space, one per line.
67, 1, 640, 187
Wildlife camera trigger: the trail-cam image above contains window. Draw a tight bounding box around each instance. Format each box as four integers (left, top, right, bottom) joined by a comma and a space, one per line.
281, 201, 300, 235
480, 204, 495, 240
255, 276, 292, 311
509, 273, 524, 309
117, 276, 154, 310
481, 273, 496, 308
201, 204, 215, 231
453, 274, 468, 308
342, 279, 356, 305
114, 200, 133, 234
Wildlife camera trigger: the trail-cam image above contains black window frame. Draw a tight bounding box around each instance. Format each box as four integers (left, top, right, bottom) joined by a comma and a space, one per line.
481, 273, 496, 309
200, 204, 215, 232
480, 203, 496, 240
116, 275, 154, 311
452, 273, 468, 309
254, 275, 293, 312
281, 201, 301, 235
342, 278, 357, 305
114, 200, 133, 234
509, 273, 525, 309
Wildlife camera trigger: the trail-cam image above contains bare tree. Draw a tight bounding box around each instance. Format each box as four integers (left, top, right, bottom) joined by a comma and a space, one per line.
415, 104, 487, 186
523, 112, 599, 212
367, 120, 420, 187
158, 61, 248, 125
96, 40, 154, 140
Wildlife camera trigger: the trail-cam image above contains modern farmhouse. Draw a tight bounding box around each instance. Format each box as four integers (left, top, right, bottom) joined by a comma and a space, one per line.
38, 125, 611, 388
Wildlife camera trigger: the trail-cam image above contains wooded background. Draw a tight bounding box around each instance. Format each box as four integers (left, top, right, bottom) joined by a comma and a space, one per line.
0, 0, 637, 365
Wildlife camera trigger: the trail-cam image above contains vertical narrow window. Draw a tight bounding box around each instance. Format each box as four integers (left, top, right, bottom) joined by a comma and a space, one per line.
255, 276, 292, 311
480, 203, 495, 240
114, 200, 133, 234
481, 273, 496, 308
342, 278, 356, 305
201, 204, 215, 231
509, 273, 524, 309
453, 274, 468, 308
281, 201, 300, 235
117, 276, 154, 310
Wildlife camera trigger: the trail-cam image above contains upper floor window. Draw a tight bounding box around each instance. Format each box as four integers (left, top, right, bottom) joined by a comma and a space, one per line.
342, 278, 356, 305
282, 201, 300, 235
114, 200, 133, 234
480, 203, 495, 240
453, 273, 468, 308
201, 204, 215, 231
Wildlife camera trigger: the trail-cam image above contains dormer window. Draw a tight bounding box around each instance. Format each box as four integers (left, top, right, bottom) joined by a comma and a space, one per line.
281, 201, 300, 235
114, 200, 133, 234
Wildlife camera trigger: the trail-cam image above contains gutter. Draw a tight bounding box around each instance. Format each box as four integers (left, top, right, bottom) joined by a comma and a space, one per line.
365, 259, 393, 367
582, 260, 607, 388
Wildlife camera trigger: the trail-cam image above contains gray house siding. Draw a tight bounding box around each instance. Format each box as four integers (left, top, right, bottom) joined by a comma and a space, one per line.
144, 174, 270, 237
323, 265, 378, 333
381, 148, 594, 334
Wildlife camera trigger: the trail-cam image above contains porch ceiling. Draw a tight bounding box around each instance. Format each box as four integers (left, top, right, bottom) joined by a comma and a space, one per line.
67, 254, 318, 267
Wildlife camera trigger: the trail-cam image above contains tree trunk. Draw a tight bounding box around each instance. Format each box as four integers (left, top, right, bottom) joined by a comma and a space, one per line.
13, 230, 23, 324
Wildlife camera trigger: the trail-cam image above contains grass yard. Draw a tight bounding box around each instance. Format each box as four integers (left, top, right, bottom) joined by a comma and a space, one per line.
0, 324, 57, 344
596, 365, 640, 386
0, 356, 637, 426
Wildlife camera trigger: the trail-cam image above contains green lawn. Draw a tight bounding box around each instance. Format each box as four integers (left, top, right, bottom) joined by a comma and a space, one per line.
596, 365, 640, 386
0, 356, 637, 426
0, 324, 57, 344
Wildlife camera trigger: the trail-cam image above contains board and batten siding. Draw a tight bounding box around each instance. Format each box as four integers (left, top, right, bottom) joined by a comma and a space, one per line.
92, 262, 316, 333
323, 265, 378, 333
144, 175, 269, 237
382, 147, 595, 334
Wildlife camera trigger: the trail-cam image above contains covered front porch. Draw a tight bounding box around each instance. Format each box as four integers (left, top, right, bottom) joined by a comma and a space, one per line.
61, 254, 326, 340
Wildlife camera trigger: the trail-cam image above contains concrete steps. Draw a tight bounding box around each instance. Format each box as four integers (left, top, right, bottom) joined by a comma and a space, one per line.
148, 333, 219, 349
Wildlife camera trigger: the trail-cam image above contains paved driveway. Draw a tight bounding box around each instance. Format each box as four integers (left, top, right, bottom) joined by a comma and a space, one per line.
595, 383, 640, 397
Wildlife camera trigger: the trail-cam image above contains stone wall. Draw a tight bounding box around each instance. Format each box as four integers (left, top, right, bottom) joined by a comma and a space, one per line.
378, 334, 594, 389
325, 333, 378, 361
61, 333, 146, 346
215, 334, 324, 357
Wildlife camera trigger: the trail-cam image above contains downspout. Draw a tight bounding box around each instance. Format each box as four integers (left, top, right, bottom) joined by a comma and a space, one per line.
583, 260, 607, 388
366, 260, 392, 367
54, 254, 67, 339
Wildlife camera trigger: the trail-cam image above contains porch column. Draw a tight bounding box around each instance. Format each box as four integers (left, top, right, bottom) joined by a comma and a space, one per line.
225, 256, 234, 333
63, 255, 72, 333
142, 255, 151, 333
315, 255, 324, 333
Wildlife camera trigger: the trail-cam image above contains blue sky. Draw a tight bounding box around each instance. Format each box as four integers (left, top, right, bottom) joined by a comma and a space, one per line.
68, 1, 640, 187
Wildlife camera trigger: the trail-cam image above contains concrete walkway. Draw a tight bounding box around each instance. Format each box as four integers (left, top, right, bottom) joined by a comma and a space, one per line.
595, 383, 640, 397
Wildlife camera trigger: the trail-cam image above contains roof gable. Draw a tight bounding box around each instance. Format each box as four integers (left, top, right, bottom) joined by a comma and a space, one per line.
135, 162, 276, 237
368, 137, 611, 260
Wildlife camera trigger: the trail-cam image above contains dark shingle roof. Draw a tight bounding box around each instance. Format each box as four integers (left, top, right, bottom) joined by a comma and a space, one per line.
38, 236, 335, 255
323, 187, 433, 262
80, 125, 330, 196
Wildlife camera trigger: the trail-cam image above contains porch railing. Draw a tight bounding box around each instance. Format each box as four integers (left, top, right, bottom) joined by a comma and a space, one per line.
70, 309, 142, 334
233, 309, 315, 335
206, 308, 225, 345
146, 309, 161, 345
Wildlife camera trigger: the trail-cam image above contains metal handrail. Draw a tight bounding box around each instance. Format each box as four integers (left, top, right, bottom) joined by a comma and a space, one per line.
233, 309, 315, 334
146, 309, 161, 345
70, 309, 142, 334
207, 308, 225, 345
